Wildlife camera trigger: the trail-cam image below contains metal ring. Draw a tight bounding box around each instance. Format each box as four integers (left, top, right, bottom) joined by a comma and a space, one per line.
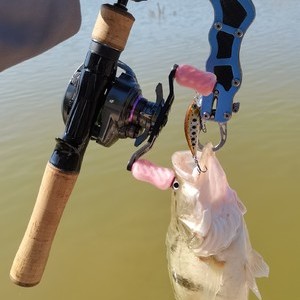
198, 122, 227, 152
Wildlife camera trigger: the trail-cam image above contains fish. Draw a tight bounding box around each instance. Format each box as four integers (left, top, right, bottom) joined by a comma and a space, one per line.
166, 144, 269, 300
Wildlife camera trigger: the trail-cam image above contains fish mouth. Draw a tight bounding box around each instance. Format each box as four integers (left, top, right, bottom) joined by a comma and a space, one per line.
172, 151, 196, 179
171, 150, 205, 182
172, 144, 214, 181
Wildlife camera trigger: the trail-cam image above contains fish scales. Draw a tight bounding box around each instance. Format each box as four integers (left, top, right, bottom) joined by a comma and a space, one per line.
166, 145, 269, 300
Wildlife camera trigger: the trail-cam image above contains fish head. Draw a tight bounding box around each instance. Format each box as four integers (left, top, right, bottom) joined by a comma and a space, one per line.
171, 150, 212, 243
171, 149, 214, 211
171, 148, 246, 256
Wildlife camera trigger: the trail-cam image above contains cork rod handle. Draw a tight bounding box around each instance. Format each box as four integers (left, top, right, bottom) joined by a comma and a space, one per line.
10, 162, 78, 287
92, 4, 135, 51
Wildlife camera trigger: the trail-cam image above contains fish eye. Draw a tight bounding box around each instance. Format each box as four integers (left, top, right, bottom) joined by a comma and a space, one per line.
172, 180, 180, 190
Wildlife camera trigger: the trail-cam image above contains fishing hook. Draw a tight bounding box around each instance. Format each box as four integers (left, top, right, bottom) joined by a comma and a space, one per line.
194, 155, 208, 174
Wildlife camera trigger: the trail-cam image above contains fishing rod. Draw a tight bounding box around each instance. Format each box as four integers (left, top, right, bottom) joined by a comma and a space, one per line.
10, 0, 255, 287
9, 0, 179, 287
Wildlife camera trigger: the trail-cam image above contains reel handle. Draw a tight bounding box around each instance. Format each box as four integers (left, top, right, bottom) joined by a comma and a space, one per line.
10, 163, 78, 287
131, 159, 175, 190
175, 64, 216, 96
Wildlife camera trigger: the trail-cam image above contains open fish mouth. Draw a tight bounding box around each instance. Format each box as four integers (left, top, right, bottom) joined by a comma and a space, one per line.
171, 150, 198, 181
171, 144, 214, 182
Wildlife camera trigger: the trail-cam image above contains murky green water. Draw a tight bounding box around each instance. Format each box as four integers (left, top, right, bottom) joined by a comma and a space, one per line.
0, 0, 299, 299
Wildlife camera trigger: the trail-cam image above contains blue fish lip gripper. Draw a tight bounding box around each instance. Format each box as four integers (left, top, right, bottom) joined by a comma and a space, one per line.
201, 0, 256, 123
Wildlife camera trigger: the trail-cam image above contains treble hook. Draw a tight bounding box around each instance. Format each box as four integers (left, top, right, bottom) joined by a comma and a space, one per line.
194, 155, 208, 174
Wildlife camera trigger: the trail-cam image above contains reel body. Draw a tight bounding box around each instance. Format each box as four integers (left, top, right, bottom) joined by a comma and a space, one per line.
62, 62, 165, 148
